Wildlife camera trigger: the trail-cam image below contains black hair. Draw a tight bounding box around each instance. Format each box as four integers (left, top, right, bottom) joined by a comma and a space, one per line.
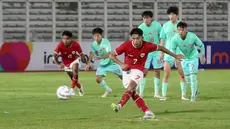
177, 22, 187, 28
92, 27, 103, 35
142, 11, 153, 18
130, 28, 143, 36
62, 31, 73, 37
167, 6, 179, 15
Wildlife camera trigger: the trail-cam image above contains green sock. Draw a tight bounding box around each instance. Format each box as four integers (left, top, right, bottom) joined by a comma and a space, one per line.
139, 78, 146, 94
154, 77, 160, 95
99, 80, 111, 91
180, 82, 186, 96
185, 76, 191, 85
190, 74, 197, 96
162, 82, 168, 97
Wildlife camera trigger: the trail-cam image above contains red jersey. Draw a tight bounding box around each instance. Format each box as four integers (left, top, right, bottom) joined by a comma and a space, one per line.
115, 40, 158, 72
54, 40, 83, 67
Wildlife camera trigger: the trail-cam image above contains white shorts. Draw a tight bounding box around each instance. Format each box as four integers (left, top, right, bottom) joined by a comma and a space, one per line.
122, 69, 144, 89
64, 58, 81, 72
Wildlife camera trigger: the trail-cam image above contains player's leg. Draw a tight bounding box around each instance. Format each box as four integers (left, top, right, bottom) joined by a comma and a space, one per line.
111, 70, 155, 119
66, 71, 73, 80
153, 69, 161, 98
160, 58, 173, 101
111, 70, 132, 112
107, 63, 123, 80
139, 55, 152, 98
139, 69, 148, 98
96, 66, 112, 97
189, 58, 199, 101
178, 60, 189, 100
153, 54, 163, 98
70, 61, 84, 96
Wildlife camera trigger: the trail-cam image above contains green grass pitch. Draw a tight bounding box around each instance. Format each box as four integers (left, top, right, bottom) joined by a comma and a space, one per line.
0, 70, 230, 129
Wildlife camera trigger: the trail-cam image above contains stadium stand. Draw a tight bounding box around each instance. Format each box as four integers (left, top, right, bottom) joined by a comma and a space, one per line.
1, 0, 229, 42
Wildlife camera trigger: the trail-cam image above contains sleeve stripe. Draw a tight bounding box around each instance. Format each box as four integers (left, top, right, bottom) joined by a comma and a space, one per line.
114, 50, 118, 56
156, 45, 159, 50
54, 51, 58, 54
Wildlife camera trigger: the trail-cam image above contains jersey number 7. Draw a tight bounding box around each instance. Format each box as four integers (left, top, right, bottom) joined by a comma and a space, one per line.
133, 59, 138, 64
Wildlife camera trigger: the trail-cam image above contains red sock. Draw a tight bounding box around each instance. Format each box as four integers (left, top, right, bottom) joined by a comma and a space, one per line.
118, 90, 133, 107
76, 81, 81, 89
132, 93, 149, 113
72, 77, 81, 89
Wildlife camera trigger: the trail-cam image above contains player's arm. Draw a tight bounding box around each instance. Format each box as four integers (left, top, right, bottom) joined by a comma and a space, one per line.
170, 38, 180, 67
159, 26, 166, 60
109, 51, 128, 71
109, 43, 128, 71
85, 51, 94, 70
101, 52, 111, 59
95, 52, 111, 60
195, 35, 206, 64
53, 44, 64, 68
87, 51, 94, 64
95, 40, 112, 59
170, 38, 178, 54
53, 53, 64, 68
109, 52, 123, 66
76, 42, 87, 64
158, 45, 183, 61
80, 53, 87, 64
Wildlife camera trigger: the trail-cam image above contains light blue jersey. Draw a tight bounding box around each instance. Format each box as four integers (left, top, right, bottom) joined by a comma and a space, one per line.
91, 38, 122, 77
171, 32, 205, 74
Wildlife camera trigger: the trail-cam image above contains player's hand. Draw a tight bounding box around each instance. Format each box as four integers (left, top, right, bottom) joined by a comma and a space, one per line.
94, 56, 101, 60
121, 63, 129, 71
175, 54, 184, 61
58, 64, 64, 69
85, 64, 93, 71
200, 55, 206, 64
160, 52, 164, 61
174, 60, 180, 68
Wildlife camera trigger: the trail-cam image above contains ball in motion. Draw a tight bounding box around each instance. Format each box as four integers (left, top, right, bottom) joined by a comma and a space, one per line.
56, 85, 71, 100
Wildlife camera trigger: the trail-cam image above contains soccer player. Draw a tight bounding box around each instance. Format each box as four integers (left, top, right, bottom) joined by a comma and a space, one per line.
53, 31, 87, 96
171, 22, 205, 101
85, 28, 122, 97
138, 11, 162, 98
160, 6, 187, 101
110, 28, 184, 119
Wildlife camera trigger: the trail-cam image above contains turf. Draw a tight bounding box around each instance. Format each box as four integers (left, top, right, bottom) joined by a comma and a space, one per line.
0, 70, 230, 129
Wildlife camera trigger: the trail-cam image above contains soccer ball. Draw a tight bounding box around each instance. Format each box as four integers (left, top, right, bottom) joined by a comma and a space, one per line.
56, 85, 71, 100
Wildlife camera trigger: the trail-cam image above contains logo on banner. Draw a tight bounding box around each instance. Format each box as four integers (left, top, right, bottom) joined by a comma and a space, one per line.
0, 42, 33, 72
206, 45, 230, 65
212, 52, 229, 64
43, 51, 62, 70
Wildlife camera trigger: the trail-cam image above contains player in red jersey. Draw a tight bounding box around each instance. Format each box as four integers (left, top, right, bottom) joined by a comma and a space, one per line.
53, 31, 87, 96
110, 28, 184, 119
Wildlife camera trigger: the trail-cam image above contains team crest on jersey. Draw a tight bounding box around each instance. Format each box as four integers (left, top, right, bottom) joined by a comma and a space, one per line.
140, 53, 145, 58
72, 51, 75, 54
154, 30, 157, 34
173, 30, 177, 32
100, 48, 106, 51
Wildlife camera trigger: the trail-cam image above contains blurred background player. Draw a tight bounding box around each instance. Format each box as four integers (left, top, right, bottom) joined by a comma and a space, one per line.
85, 28, 122, 97
171, 22, 206, 101
109, 28, 184, 119
53, 31, 87, 96
160, 6, 187, 101
138, 11, 162, 98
